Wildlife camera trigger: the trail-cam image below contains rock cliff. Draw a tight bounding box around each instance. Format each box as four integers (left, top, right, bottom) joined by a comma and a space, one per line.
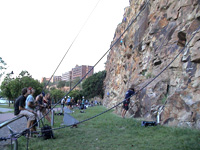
103, 0, 200, 129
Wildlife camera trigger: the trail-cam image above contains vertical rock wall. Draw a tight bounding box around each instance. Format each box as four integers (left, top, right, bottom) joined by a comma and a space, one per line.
103, 0, 200, 128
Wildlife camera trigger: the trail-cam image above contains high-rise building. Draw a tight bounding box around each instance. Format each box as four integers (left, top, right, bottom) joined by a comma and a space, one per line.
62, 71, 72, 82
72, 65, 94, 80
53, 76, 62, 82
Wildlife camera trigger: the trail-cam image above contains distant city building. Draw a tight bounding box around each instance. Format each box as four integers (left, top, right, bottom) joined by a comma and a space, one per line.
41, 65, 93, 84
41, 76, 61, 83
72, 65, 94, 80
41, 77, 53, 83
53, 76, 62, 82
62, 71, 72, 82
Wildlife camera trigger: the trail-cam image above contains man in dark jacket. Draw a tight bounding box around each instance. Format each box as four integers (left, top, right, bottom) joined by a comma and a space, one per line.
121, 85, 135, 118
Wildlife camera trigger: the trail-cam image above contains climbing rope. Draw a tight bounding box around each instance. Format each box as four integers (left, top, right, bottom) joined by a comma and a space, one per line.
45, 0, 102, 89
23, 0, 151, 135
0, 0, 150, 142
3, 1, 200, 150
39, 24, 200, 133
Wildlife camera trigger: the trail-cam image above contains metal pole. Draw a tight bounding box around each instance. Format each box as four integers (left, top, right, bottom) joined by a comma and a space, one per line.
51, 110, 54, 127
7, 126, 18, 150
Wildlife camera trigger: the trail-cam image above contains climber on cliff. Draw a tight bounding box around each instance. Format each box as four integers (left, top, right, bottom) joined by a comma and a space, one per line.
121, 84, 135, 118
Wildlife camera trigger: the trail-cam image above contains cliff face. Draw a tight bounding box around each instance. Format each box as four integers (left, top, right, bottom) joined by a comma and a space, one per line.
103, 0, 200, 128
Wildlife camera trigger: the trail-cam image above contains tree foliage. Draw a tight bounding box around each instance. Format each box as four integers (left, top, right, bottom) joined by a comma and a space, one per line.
82, 70, 106, 99
68, 90, 82, 103
0, 57, 7, 79
0, 70, 43, 100
50, 88, 65, 103
71, 77, 82, 89
57, 80, 66, 88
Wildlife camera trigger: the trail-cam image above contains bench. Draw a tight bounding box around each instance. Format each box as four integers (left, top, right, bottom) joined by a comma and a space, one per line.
0, 115, 25, 129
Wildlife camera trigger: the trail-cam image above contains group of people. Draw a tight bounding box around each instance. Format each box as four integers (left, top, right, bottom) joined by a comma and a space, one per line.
61, 96, 86, 111
14, 87, 51, 134
61, 96, 74, 111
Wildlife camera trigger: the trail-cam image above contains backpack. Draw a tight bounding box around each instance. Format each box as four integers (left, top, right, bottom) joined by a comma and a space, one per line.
41, 124, 55, 140
141, 121, 157, 127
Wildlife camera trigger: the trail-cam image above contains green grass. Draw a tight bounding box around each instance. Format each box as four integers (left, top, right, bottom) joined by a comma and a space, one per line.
0, 103, 14, 108
7, 106, 200, 150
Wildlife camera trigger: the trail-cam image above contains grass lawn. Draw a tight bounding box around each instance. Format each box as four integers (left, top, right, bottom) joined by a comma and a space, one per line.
7, 106, 200, 150
0, 103, 14, 108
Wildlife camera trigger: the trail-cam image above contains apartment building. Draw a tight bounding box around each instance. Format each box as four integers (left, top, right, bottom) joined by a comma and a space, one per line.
53, 76, 62, 82
72, 65, 94, 80
41, 65, 93, 83
61, 71, 72, 82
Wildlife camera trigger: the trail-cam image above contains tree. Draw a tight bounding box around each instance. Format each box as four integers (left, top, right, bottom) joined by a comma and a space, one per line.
57, 80, 66, 88
68, 90, 82, 103
0, 57, 7, 80
0, 70, 44, 106
71, 77, 82, 89
0, 74, 13, 106
82, 70, 106, 99
50, 88, 65, 103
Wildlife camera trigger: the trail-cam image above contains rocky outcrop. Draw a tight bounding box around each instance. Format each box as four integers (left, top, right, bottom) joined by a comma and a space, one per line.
103, 0, 200, 129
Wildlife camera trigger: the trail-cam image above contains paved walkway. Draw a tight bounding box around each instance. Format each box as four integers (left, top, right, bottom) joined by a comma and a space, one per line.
0, 116, 27, 149
0, 108, 15, 122
0, 113, 15, 122
0, 108, 13, 113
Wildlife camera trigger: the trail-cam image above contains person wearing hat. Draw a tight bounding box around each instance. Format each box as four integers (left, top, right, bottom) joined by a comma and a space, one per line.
121, 85, 135, 118
25, 87, 37, 132
25, 87, 36, 111
35, 91, 51, 123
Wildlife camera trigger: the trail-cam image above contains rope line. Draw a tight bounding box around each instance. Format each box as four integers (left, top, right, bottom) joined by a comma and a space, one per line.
0, 0, 151, 141
22, 0, 151, 135
3, 1, 199, 146
45, 0, 102, 89
33, 24, 200, 134
1, 1, 199, 142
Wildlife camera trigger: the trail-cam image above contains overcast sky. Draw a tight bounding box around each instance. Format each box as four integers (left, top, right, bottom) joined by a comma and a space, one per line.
0, 0, 129, 82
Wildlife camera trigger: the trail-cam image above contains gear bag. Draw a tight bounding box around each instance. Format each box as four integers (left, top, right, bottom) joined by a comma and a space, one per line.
41, 124, 54, 140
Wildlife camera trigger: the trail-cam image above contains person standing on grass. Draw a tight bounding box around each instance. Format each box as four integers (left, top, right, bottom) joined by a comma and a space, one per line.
81, 96, 85, 110
61, 97, 66, 112
35, 92, 45, 116
66, 96, 72, 109
14, 87, 36, 132
121, 85, 135, 118
35, 92, 51, 123
43, 93, 51, 123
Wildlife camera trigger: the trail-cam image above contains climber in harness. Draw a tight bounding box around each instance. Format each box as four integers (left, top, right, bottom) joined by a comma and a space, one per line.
121, 84, 135, 118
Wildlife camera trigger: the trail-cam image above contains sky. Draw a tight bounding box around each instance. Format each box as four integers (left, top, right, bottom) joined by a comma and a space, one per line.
0, 0, 129, 82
